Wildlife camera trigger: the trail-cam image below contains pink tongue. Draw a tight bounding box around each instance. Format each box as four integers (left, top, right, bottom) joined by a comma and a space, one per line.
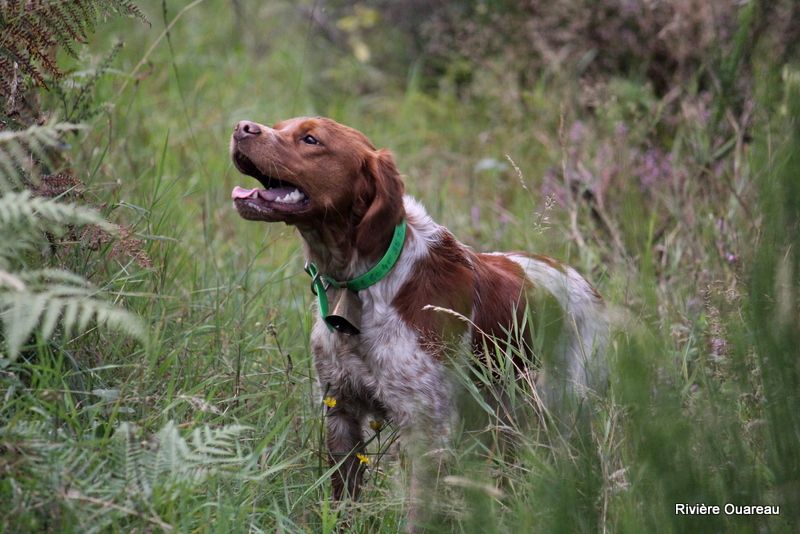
231, 185, 300, 201
232, 186, 258, 200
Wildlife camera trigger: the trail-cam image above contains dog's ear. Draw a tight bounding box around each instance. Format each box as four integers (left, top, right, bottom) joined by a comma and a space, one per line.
355, 149, 405, 257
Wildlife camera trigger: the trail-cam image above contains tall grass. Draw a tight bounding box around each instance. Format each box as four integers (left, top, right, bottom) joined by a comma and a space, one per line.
1, 1, 798, 532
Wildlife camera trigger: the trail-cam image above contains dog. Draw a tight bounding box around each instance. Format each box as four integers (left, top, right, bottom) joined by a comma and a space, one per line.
229, 116, 607, 524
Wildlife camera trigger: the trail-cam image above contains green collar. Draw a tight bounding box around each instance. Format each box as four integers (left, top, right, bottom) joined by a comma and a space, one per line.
304, 219, 407, 332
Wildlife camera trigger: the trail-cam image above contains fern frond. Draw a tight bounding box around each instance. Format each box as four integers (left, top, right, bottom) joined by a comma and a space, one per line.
18, 268, 95, 286
189, 423, 251, 463
0, 0, 149, 104
154, 422, 253, 481
0, 269, 25, 291
0, 122, 83, 190
0, 239, 35, 268
0, 419, 296, 531
0, 267, 145, 358
0, 190, 113, 232
113, 423, 153, 502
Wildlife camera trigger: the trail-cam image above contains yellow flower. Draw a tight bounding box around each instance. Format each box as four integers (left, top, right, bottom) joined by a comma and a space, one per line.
323, 396, 337, 408
369, 419, 384, 432
356, 453, 370, 465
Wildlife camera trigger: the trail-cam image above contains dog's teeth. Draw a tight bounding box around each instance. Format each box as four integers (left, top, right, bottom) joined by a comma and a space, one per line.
275, 188, 304, 204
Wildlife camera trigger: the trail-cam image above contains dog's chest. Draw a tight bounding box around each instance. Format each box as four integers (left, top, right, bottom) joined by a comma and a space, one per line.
310, 293, 449, 423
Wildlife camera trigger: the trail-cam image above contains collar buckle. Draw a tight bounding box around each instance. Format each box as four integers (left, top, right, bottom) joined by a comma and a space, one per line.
304, 261, 330, 296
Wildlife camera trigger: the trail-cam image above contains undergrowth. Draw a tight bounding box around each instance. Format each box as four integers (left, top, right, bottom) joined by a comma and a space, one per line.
1, 0, 798, 532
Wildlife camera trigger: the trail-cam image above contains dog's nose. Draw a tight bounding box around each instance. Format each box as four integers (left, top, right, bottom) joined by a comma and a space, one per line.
233, 120, 262, 140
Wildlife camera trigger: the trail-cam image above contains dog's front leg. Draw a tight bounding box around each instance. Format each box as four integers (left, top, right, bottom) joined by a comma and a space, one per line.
326, 406, 366, 501
389, 387, 454, 532
411, 417, 454, 531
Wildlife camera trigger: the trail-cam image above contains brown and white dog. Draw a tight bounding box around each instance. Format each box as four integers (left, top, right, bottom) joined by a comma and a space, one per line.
229, 116, 607, 516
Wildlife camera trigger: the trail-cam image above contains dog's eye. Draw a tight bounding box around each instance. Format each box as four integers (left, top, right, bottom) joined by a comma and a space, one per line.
301, 134, 319, 145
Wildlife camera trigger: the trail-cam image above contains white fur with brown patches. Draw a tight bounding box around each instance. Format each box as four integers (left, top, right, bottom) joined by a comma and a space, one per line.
312, 197, 453, 422
310, 197, 455, 503
311, 197, 454, 510
504, 253, 608, 404
309, 196, 606, 517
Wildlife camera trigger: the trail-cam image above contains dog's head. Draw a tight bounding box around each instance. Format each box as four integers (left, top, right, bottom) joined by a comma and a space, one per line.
230, 116, 405, 254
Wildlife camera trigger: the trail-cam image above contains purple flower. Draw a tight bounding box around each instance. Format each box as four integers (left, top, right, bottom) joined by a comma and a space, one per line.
569, 120, 586, 144
471, 205, 481, 228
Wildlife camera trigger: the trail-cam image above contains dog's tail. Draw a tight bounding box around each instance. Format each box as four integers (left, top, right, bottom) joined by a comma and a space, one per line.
507, 254, 609, 411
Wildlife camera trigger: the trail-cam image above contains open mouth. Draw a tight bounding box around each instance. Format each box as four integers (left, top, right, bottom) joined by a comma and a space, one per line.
231, 152, 310, 216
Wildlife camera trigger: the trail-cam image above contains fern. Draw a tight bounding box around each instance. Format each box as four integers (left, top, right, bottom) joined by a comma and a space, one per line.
0, 126, 145, 359
0, 421, 269, 532
0, 272, 146, 358
153, 422, 254, 485
0, 198, 147, 359
0, 2, 154, 526
1, 0, 148, 124
0, 121, 83, 189
0, 189, 111, 229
